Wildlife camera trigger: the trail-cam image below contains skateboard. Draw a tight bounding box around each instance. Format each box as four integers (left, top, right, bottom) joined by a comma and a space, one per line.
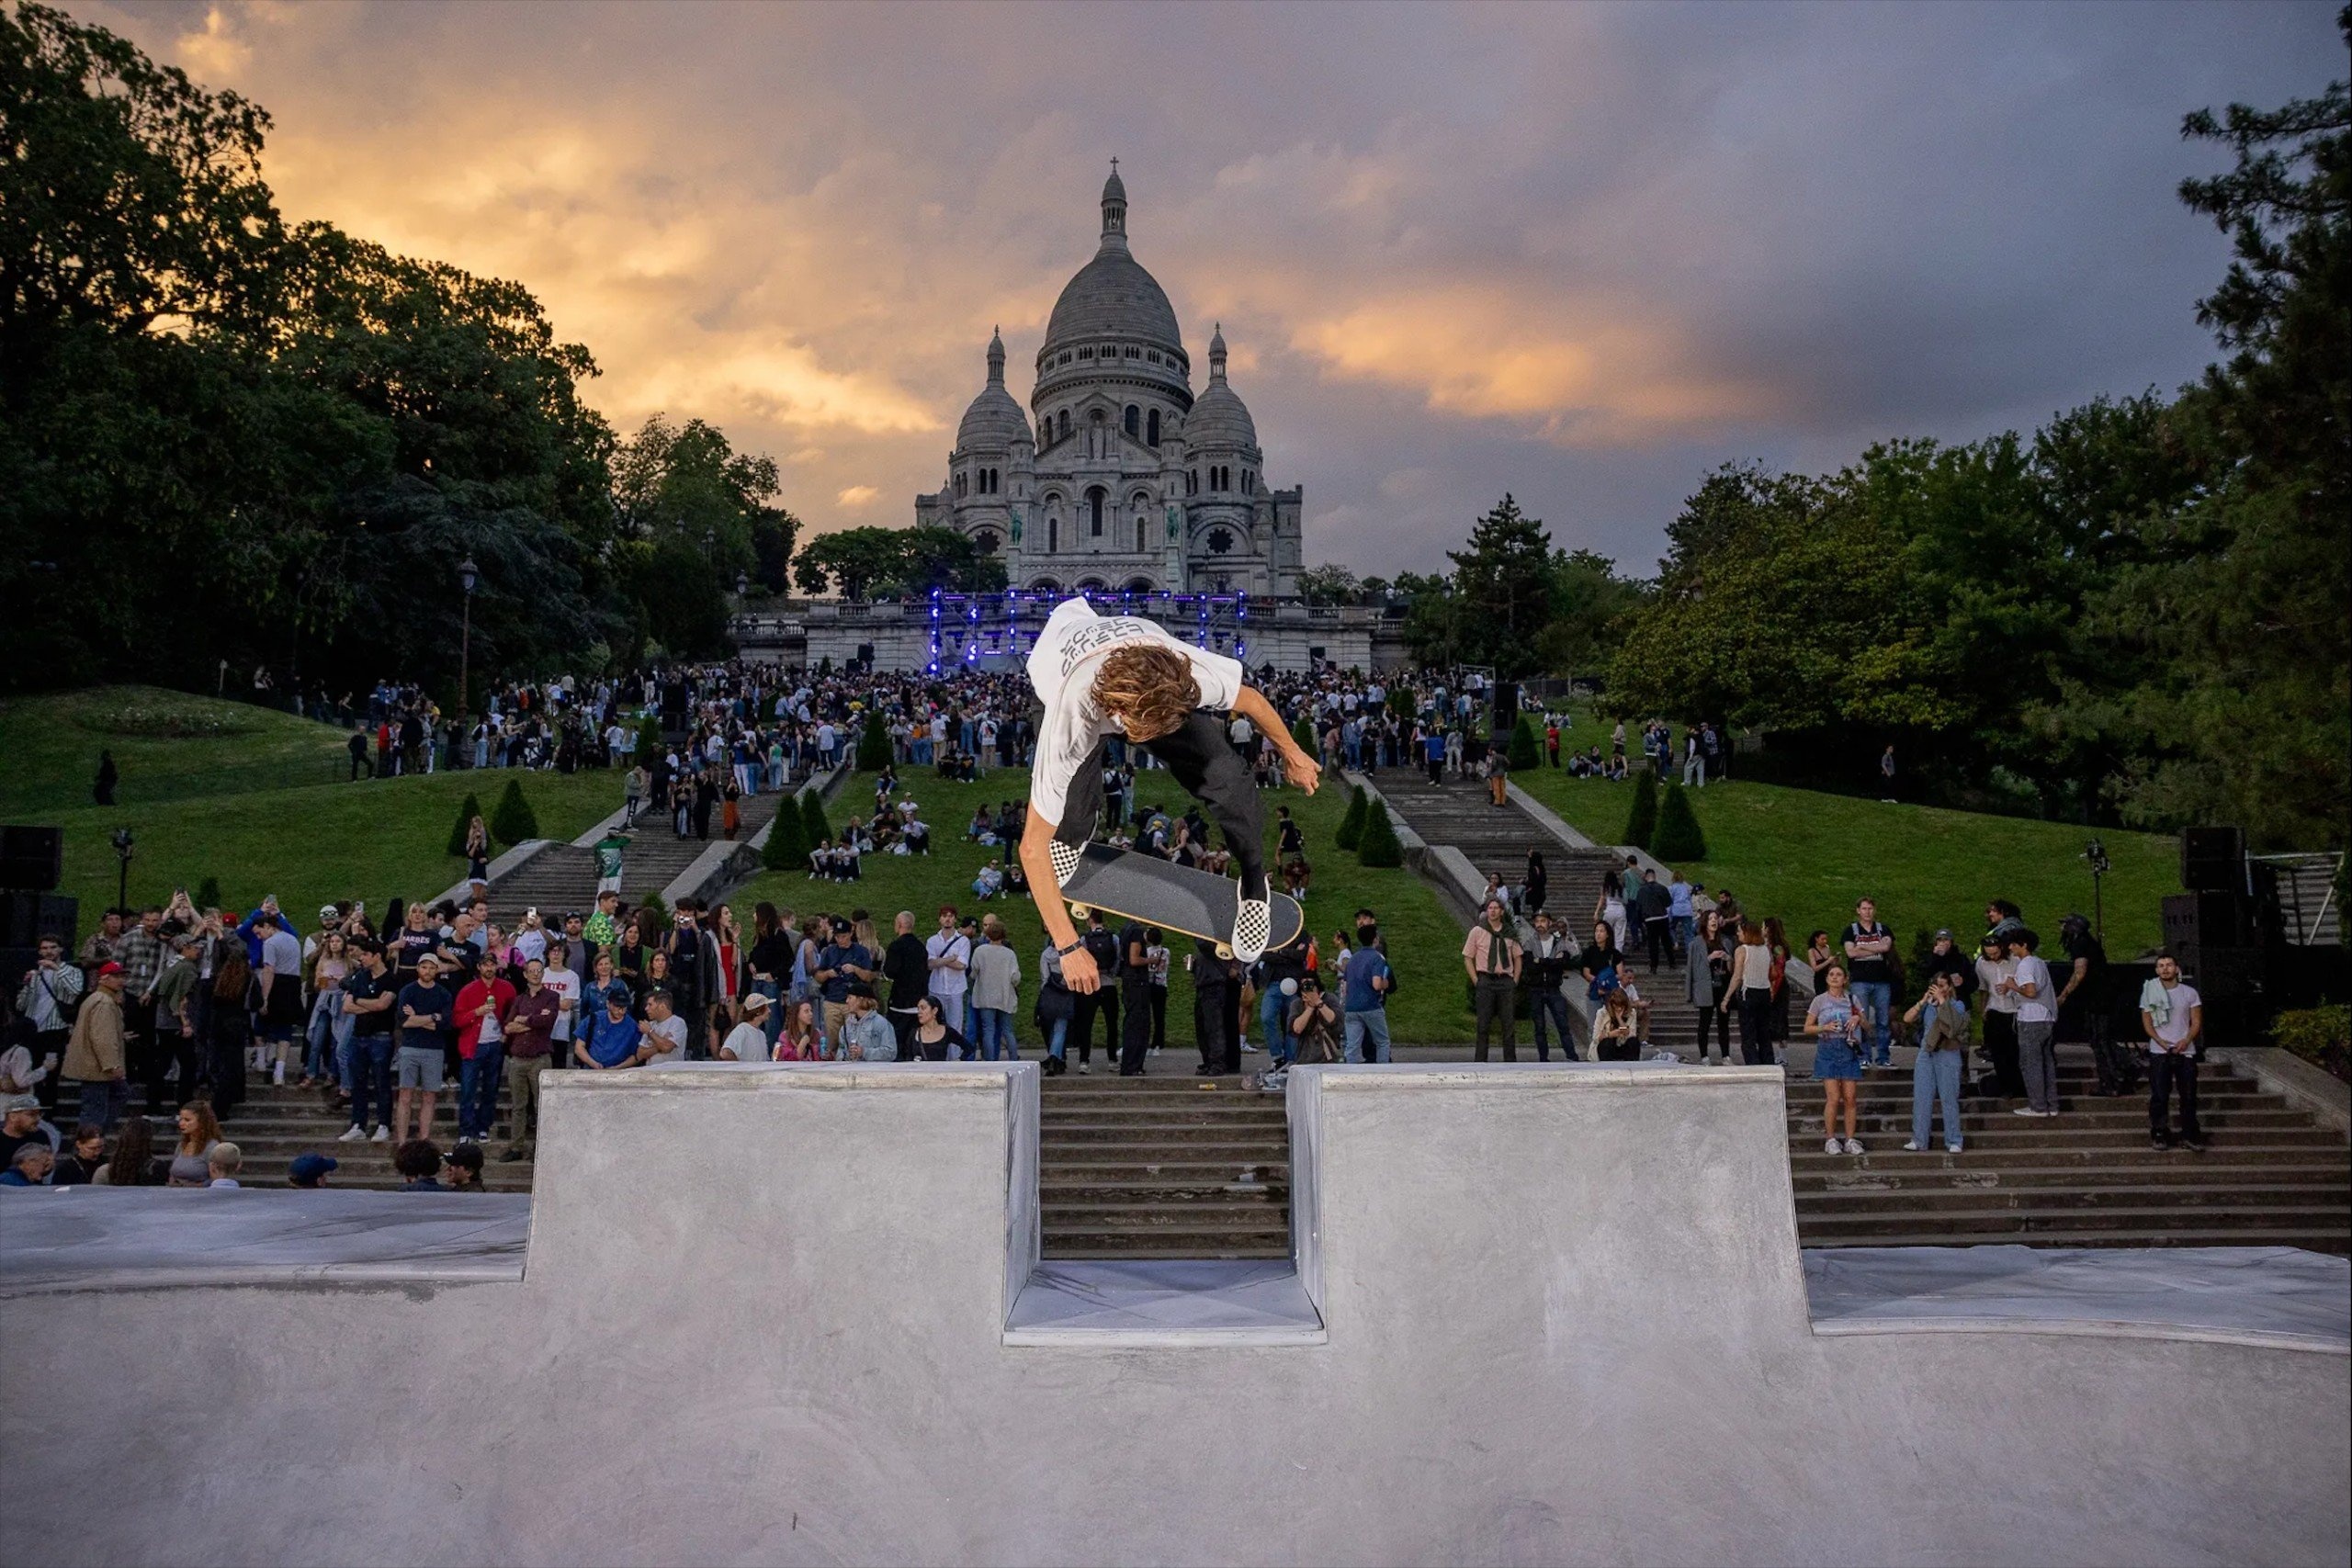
1056, 842, 1306, 958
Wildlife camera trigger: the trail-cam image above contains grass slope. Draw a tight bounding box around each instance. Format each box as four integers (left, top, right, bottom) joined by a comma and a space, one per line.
1514, 772, 2182, 953
0, 686, 353, 815
730, 762, 1475, 1048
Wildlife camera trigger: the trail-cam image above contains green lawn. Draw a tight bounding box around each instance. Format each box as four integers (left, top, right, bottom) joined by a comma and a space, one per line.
1514, 771, 2182, 955
0, 685, 354, 815
730, 762, 1476, 1047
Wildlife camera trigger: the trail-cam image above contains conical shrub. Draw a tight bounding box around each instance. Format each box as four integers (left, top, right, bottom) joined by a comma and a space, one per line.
1651, 780, 1706, 861
801, 787, 833, 849
1621, 768, 1658, 852
447, 791, 485, 857
491, 778, 539, 845
1508, 715, 1540, 771
855, 715, 893, 772
762, 799, 810, 873
1335, 784, 1368, 852
1356, 797, 1404, 868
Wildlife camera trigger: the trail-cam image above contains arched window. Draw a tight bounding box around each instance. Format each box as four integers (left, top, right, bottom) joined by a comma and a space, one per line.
1033, 577, 1059, 594
1079, 347, 1094, 360
1125, 575, 1154, 592
1124, 405, 1140, 439
1136, 517, 1148, 553
1242, 470, 1253, 493
1190, 469, 1199, 496
973, 530, 999, 556
1057, 410, 1070, 440
1047, 517, 1058, 553
1208, 527, 1234, 555
1147, 409, 1160, 446
1125, 345, 1140, 359
1087, 487, 1105, 537
955, 472, 966, 498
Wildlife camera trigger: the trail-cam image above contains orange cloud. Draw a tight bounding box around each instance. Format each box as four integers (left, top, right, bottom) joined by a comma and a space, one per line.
835, 485, 880, 509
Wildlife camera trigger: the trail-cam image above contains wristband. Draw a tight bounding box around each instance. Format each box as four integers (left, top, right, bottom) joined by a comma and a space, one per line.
1057, 941, 1085, 958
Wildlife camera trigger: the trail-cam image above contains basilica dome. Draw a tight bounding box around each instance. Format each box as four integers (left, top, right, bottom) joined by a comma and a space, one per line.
1040, 169, 1185, 356
956, 328, 1030, 450
1183, 324, 1256, 452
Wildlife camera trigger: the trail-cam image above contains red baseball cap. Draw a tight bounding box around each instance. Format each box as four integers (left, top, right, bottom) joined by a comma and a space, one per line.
96, 961, 125, 976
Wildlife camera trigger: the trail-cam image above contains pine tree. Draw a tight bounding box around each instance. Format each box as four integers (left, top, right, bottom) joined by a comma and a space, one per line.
1356, 797, 1404, 868
801, 788, 833, 849
1621, 768, 1658, 851
1651, 780, 1707, 861
447, 791, 485, 857
635, 712, 663, 760
1335, 784, 1368, 852
1508, 714, 1540, 771
635, 889, 668, 928
195, 875, 222, 909
855, 715, 893, 772
491, 778, 539, 845
1291, 714, 1318, 761
762, 797, 810, 873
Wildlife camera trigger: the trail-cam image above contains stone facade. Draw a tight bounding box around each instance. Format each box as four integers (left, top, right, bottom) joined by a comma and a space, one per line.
914, 166, 1303, 597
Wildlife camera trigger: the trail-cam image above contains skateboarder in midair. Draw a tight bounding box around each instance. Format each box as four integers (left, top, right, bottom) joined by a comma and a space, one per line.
1020, 596, 1320, 992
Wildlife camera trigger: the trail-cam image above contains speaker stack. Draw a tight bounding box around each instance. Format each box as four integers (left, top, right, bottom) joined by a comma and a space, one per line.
0, 825, 74, 993
1490, 681, 1521, 743
2163, 825, 2267, 1046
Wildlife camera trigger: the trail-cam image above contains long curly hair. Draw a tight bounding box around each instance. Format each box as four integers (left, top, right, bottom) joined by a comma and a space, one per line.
1091, 646, 1198, 742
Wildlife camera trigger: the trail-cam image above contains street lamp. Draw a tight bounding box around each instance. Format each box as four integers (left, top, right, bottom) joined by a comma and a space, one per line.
457, 555, 479, 722
2084, 837, 2112, 940
736, 570, 750, 600
110, 828, 134, 915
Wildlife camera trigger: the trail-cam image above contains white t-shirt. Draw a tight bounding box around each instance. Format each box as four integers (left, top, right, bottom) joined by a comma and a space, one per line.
1024, 597, 1242, 828
2012, 954, 2056, 1024
541, 966, 580, 1042
2147, 982, 2202, 1053
641, 1014, 687, 1066
720, 1021, 769, 1062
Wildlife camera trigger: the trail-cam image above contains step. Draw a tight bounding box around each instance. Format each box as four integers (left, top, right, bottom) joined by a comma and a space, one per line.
1800, 1227, 2352, 1254
1040, 1143, 1292, 1166
1038, 1122, 1294, 1146
1794, 1202, 2351, 1237
1040, 1178, 1290, 1204
1793, 1182, 2352, 1215
1785, 1109, 2318, 1134
1792, 1161, 2351, 1192
1787, 1125, 2347, 1151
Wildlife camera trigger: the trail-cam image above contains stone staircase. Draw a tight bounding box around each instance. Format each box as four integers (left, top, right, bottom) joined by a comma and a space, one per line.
1037, 1075, 1292, 1258
482, 787, 789, 925
51, 1079, 537, 1190
1786, 1055, 2352, 1253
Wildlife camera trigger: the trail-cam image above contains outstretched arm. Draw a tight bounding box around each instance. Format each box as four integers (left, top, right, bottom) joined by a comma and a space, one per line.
1020, 811, 1098, 994
1231, 686, 1319, 795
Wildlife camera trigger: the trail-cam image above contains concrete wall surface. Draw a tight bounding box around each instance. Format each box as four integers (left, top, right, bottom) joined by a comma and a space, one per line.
3, 1063, 2346, 1568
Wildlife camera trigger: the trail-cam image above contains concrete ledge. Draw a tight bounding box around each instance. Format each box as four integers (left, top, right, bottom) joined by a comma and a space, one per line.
1506, 780, 1596, 850
1340, 771, 1427, 853
1004, 1260, 1325, 1347
2213, 1046, 2352, 1138
427, 837, 552, 909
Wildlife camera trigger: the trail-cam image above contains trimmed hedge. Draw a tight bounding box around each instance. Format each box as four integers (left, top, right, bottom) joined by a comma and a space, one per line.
762, 794, 811, 873
1335, 784, 1368, 852
1620, 768, 1658, 851
490, 778, 539, 846
1508, 715, 1540, 771
1357, 797, 1404, 868
855, 715, 893, 772
801, 787, 833, 849
1650, 780, 1706, 861
446, 791, 485, 857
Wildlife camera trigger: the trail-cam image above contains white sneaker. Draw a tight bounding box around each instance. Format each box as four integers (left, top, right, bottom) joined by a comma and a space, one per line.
2012, 1106, 2040, 1117
1242, 1041, 1261, 1054
1231, 890, 1272, 965
1824, 1137, 1840, 1155
337, 1124, 368, 1143
369, 1125, 390, 1143
1842, 1138, 1864, 1156
1900, 1141, 1923, 1152
1048, 840, 1082, 886
272, 1060, 286, 1086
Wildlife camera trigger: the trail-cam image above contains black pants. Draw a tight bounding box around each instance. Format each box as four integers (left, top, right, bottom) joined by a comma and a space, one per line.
1644, 918, 1674, 971
1736, 990, 1774, 1066
1148, 986, 1167, 1052
1120, 983, 1152, 1076
1427, 755, 1444, 784
2085, 1014, 2140, 1096
1197, 985, 1236, 1074
1693, 1005, 1731, 1060
142, 1023, 200, 1109
1983, 1011, 2024, 1098
2149, 1053, 2201, 1140
1474, 975, 1518, 1061
1057, 710, 1267, 897
1529, 987, 1573, 1061
1070, 990, 1107, 1065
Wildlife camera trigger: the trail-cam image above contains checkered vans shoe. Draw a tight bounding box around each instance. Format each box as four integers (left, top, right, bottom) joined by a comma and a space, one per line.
1232, 890, 1272, 964
1049, 840, 1082, 886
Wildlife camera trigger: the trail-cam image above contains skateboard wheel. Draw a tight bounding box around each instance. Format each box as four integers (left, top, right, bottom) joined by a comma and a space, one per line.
1069, 904, 1091, 920
1215, 942, 1234, 960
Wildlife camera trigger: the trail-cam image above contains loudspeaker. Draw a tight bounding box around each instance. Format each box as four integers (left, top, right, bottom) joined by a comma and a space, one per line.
2177, 945, 2265, 1001
1491, 681, 1521, 738
0, 825, 62, 892
2181, 825, 2246, 893
0, 891, 77, 951
2163, 891, 2256, 953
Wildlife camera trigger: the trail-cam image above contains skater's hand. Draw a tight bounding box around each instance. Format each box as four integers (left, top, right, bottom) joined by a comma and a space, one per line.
1285, 750, 1322, 796
1062, 948, 1102, 994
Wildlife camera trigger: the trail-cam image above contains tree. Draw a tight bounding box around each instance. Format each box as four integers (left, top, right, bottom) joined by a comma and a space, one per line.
491, 778, 538, 845
1441, 495, 1557, 679
1295, 562, 1360, 605
888, 526, 1008, 596
1651, 781, 1707, 862
1335, 784, 1368, 852
750, 513, 796, 593
1508, 715, 1540, 771
194, 874, 221, 908
1291, 715, 1318, 760
1621, 770, 1658, 852
1356, 797, 1403, 868
801, 788, 832, 849
793, 526, 906, 601
762, 796, 809, 873
855, 714, 893, 772
446, 791, 485, 857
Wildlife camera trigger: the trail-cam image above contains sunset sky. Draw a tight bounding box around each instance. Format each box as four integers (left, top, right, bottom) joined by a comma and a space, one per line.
85, 0, 2338, 573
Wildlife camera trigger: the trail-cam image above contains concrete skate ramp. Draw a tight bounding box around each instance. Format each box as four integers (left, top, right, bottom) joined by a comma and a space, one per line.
1, 1062, 2345, 1567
